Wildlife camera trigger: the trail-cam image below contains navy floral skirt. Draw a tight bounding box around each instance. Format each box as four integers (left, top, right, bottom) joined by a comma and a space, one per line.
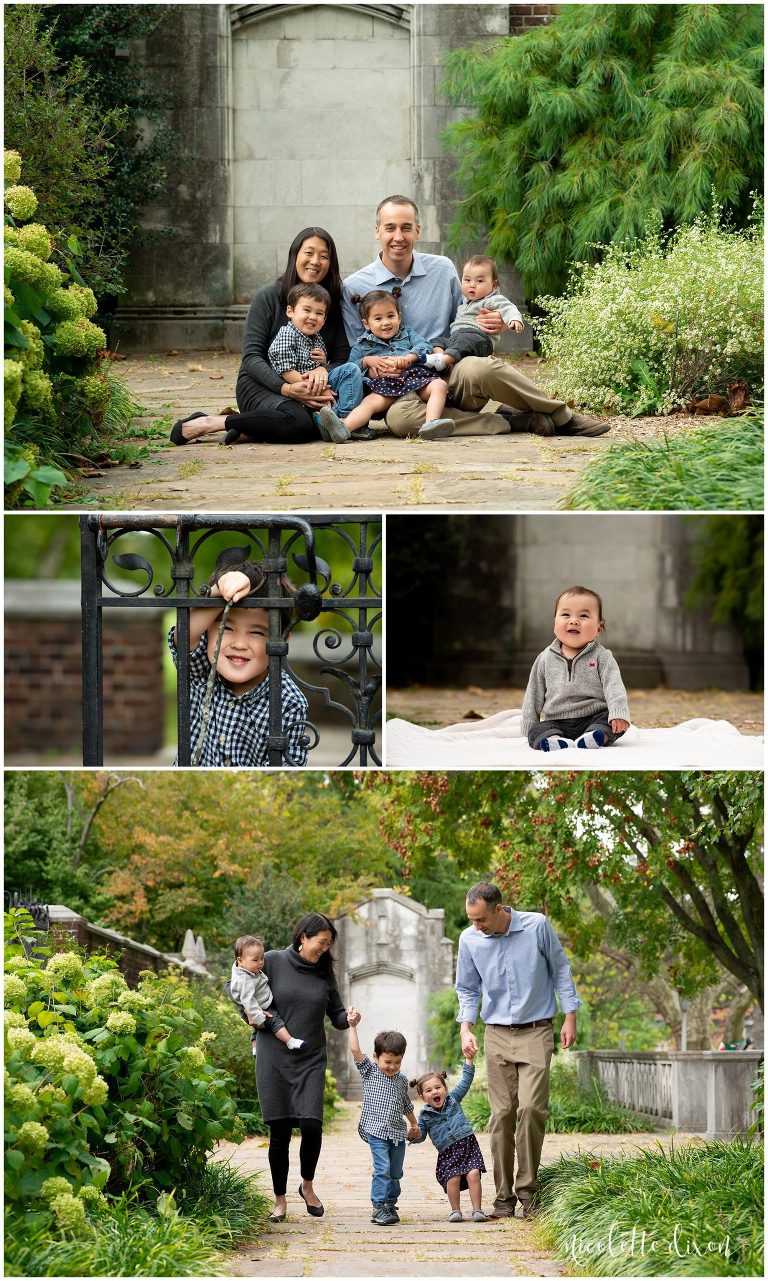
435, 1134, 486, 1192
367, 367, 442, 398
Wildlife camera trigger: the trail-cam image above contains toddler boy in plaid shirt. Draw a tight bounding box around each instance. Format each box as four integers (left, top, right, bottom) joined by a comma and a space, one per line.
349, 1023, 420, 1226
169, 558, 308, 767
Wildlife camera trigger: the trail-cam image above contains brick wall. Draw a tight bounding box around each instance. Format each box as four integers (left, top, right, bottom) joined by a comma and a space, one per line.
5, 581, 166, 756
48, 907, 171, 987
509, 4, 558, 33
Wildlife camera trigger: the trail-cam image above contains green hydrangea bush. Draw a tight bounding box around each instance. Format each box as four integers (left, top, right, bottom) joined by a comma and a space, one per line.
533, 203, 764, 416
3, 149, 127, 506
5, 910, 248, 1253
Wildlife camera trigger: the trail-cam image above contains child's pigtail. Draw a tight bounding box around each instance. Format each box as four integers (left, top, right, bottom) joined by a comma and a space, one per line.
408, 1078, 419, 1090
391, 286, 402, 301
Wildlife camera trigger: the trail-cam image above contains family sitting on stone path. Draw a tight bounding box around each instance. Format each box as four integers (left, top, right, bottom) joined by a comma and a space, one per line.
170, 195, 610, 447
226, 883, 580, 1226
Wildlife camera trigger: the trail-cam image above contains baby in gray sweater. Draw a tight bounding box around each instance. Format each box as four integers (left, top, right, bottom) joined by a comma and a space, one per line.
228, 935, 304, 1053
424, 254, 524, 372
522, 586, 631, 752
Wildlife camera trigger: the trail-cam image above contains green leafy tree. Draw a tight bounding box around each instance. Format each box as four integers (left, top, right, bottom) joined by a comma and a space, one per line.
374, 772, 764, 1009
685, 515, 764, 689
441, 4, 764, 297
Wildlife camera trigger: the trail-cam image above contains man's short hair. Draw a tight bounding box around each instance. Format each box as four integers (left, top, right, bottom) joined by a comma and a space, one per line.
374, 1029, 407, 1057
376, 195, 419, 225
466, 882, 502, 909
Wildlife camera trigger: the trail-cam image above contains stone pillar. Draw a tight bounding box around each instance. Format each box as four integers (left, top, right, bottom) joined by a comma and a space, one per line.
330, 889, 454, 1097
114, 4, 235, 350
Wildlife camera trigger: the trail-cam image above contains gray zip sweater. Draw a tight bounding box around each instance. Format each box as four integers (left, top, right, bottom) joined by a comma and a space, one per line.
449, 291, 522, 346
521, 637, 630, 735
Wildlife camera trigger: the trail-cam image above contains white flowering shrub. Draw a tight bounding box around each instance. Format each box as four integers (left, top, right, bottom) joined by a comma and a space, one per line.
533, 204, 764, 415
4, 907, 246, 1244
4, 149, 112, 505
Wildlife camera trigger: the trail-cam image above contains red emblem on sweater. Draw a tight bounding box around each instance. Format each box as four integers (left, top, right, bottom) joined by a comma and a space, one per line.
589, 661, 596, 667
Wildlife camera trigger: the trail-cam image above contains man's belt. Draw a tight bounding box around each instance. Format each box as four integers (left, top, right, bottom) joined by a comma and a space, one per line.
487, 1018, 553, 1030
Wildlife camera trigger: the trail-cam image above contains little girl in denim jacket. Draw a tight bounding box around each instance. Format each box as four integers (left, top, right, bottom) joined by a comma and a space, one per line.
409, 1055, 489, 1222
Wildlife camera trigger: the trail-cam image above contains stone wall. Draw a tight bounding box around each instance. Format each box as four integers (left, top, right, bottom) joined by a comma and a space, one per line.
114, 3, 531, 351
5, 581, 166, 758
330, 889, 454, 1096
424, 515, 750, 689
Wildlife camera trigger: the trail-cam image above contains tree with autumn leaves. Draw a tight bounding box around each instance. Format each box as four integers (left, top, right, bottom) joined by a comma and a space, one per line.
4, 769, 761, 1049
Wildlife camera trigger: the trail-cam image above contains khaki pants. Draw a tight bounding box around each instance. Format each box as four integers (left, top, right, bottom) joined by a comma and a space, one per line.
383, 356, 572, 438
484, 1022, 555, 1209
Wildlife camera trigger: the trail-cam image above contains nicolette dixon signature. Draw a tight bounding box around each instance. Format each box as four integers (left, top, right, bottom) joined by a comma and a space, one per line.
565, 1222, 732, 1263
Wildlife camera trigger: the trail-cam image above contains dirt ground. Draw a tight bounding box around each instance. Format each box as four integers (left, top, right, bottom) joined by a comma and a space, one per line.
57, 350, 713, 512
386, 686, 764, 734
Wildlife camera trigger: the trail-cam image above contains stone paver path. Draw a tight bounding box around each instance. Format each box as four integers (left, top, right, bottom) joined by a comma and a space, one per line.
215, 1101, 696, 1277
387, 686, 765, 735
58, 350, 709, 511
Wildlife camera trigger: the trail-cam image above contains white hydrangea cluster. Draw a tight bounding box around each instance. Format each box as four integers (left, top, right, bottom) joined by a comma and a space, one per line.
105, 1009, 137, 1036
16, 1120, 50, 1154
6, 1026, 37, 1057
49, 1191, 88, 1235
84, 971, 128, 1006
534, 211, 764, 414
44, 952, 87, 986
3, 974, 28, 1006
117, 989, 149, 1012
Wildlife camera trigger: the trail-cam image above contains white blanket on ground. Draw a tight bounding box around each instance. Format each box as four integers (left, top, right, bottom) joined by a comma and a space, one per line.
385, 710, 764, 770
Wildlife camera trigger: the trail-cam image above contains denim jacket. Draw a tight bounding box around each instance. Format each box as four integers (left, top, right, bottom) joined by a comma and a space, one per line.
411, 1062, 475, 1153
348, 324, 433, 369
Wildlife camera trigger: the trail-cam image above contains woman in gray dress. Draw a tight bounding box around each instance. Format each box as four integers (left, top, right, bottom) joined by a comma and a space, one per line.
256, 911, 361, 1221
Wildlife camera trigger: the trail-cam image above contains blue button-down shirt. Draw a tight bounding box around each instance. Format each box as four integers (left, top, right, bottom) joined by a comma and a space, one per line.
455, 907, 581, 1026
342, 252, 463, 346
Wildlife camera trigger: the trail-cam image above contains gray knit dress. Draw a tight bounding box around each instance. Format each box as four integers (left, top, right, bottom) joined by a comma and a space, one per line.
255, 945, 349, 1123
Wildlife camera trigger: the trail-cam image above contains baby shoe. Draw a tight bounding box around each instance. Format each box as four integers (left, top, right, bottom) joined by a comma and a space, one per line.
539, 737, 575, 751
576, 730, 607, 749
423, 352, 449, 371
418, 418, 454, 439
315, 407, 351, 443
448, 1210, 463, 1222
286, 1038, 305, 1050
472, 1210, 488, 1222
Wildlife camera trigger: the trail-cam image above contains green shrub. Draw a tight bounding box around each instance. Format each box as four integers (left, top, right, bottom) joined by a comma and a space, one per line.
564, 417, 764, 511
533, 205, 763, 416
3, 150, 140, 505
182, 982, 266, 1132
537, 1139, 764, 1276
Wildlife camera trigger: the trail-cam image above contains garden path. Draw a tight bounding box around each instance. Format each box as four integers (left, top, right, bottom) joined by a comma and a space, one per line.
60, 351, 703, 512
216, 1101, 697, 1277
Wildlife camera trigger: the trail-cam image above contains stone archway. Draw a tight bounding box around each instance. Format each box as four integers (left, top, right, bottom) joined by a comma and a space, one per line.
230, 3, 412, 298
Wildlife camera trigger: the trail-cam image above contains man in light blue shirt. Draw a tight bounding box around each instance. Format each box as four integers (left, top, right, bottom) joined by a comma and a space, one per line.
343, 196, 610, 440
456, 881, 581, 1218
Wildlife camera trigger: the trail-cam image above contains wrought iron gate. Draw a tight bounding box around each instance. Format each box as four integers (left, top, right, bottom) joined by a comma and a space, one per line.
80, 515, 382, 767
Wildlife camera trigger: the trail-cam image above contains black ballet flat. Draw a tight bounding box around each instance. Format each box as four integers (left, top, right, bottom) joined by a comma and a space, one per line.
223, 427, 243, 446
349, 426, 380, 441
169, 411, 207, 445
298, 1184, 324, 1217
268, 1210, 286, 1223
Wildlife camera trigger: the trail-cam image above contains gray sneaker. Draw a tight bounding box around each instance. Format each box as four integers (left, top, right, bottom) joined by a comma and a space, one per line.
384, 1204, 400, 1222
371, 1204, 384, 1223
418, 417, 455, 440
373, 1208, 399, 1226
316, 407, 351, 443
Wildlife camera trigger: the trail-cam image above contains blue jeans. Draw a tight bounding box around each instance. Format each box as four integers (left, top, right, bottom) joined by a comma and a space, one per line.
328, 362, 364, 418
367, 1135, 405, 1207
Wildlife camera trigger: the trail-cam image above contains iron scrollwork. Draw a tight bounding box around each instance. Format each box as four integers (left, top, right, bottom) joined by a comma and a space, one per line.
80, 515, 382, 768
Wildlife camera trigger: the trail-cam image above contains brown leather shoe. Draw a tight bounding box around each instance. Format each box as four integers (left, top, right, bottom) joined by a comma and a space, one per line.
503, 410, 556, 436
557, 411, 611, 437
518, 1199, 539, 1219
493, 1199, 517, 1217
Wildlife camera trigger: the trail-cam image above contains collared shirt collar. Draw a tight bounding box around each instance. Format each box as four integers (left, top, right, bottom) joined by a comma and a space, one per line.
373, 252, 428, 286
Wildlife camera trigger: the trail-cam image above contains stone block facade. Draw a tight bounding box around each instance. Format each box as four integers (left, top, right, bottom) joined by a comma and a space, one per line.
5, 582, 166, 758
330, 889, 454, 1096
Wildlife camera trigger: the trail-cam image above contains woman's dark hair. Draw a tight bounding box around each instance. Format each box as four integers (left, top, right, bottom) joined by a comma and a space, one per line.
292, 912, 338, 979
348, 287, 402, 324
276, 228, 343, 310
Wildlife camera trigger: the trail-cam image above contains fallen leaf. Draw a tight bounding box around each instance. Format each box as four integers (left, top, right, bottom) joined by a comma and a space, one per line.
467, 685, 485, 695
587, 1159, 601, 1169
187, 364, 204, 372
463, 709, 485, 721
79, 468, 105, 477
209, 374, 224, 380
167, 348, 183, 356
128, 461, 142, 469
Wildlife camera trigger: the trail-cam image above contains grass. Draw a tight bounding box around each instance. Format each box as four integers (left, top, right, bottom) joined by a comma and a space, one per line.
535, 1139, 764, 1276
178, 459, 204, 479
563, 417, 763, 510
412, 460, 438, 474
274, 474, 295, 495
5, 1161, 271, 1278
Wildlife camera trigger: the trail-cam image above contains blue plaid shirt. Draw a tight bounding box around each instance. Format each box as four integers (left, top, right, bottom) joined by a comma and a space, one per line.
456, 908, 582, 1025
342, 252, 463, 346
268, 321, 327, 376
168, 629, 309, 767
355, 1055, 415, 1143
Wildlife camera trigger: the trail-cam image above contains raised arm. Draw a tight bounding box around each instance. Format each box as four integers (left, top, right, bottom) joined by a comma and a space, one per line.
173, 570, 252, 653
